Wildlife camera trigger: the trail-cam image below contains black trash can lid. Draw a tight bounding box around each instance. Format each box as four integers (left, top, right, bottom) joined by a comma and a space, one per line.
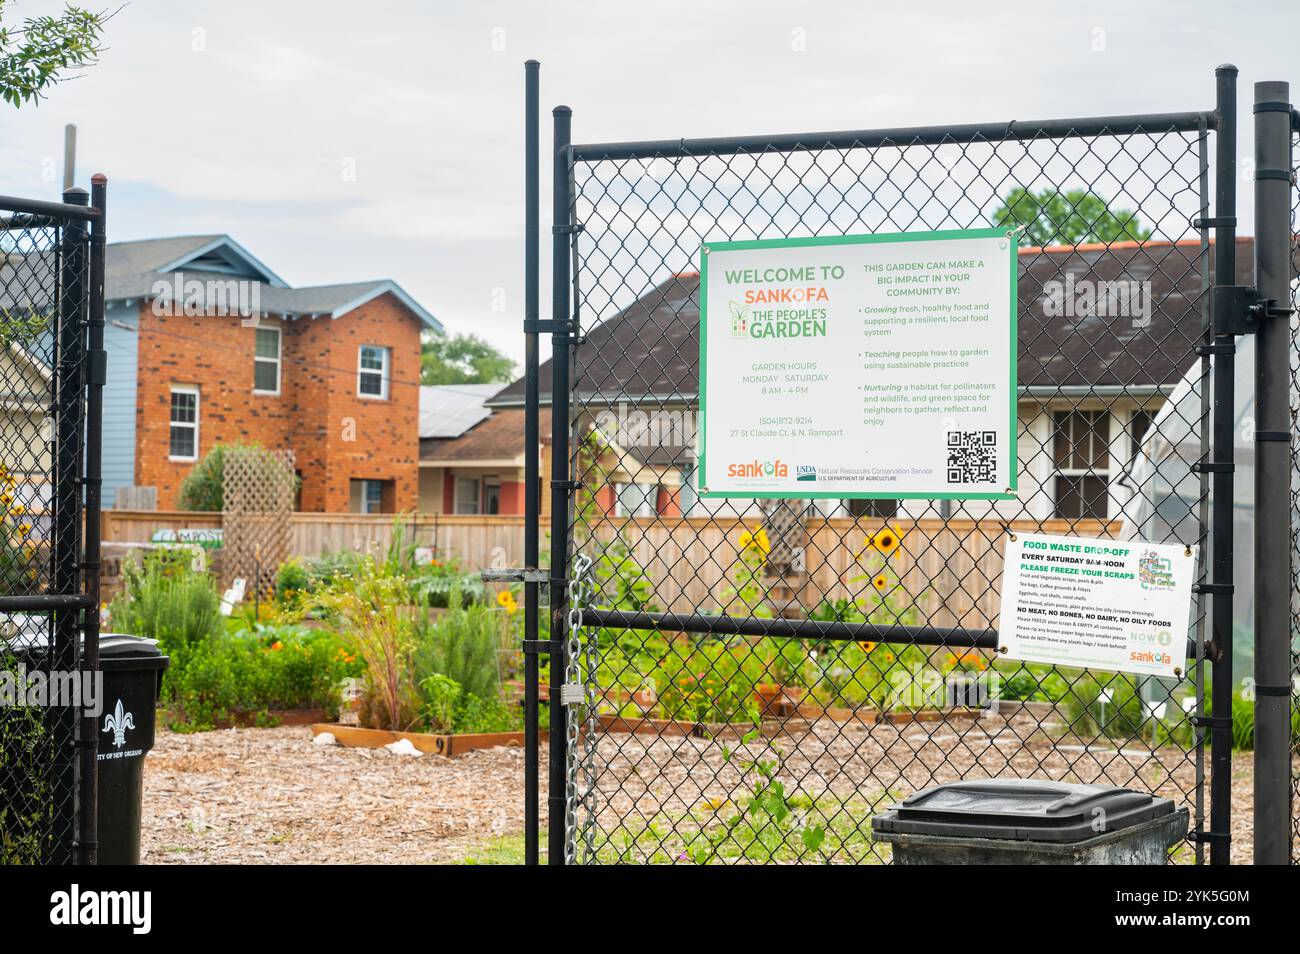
2, 630, 168, 671
872, 779, 1175, 843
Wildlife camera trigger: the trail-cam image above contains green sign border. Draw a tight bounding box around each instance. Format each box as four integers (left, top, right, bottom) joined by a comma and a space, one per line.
697, 226, 1019, 501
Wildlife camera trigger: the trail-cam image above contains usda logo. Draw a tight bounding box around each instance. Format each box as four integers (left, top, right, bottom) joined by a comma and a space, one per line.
796, 465, 817, 482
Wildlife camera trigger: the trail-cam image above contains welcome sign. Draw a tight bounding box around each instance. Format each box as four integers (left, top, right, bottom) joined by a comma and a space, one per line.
697, 228, 1017, 498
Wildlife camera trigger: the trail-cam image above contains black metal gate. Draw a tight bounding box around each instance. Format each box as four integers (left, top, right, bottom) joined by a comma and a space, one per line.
0, 182, 108, 865
519, 65, 1295, 865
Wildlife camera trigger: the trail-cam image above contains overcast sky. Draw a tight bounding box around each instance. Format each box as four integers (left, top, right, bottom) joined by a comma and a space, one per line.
1, 0, 1296, 365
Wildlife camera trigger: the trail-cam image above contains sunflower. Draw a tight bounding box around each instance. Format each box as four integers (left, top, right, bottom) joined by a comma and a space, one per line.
871, 574, 888, 592
738, 527, 771, 555
867, 526, 902, 557
496, 589, 519, 615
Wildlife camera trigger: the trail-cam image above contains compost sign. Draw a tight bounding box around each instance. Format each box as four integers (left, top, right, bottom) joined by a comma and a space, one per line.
697, 227, 1017, 499
998, 533, 1198, 679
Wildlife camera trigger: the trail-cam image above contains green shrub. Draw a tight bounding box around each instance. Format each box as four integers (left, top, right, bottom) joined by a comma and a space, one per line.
274, 558, 311, 602
164, 625, 360, 730
108, 549, 221, 653
0, 650, 51, 864
415, 587, 502, 702
454, 693, 520, 734
420, 673, 461, 733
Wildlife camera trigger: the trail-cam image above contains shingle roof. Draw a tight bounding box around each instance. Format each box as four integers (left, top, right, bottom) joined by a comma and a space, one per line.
420, 408, 551, 463
105, 235, 223, 277
488, 238, 1255, 406
101, 235, 442, 331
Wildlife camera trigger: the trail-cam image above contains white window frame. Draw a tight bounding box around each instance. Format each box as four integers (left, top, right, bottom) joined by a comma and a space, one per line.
357, 344, 390, 400
1050, 408, 1113, 520
454, 476, 481, 515
361, 479, 384, 514
253, 325, 282, 395
169, 386, 200, 462
614, 481, 657, 519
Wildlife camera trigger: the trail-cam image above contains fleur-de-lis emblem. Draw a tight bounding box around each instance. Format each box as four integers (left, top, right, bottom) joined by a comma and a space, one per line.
102, 699, 135, 748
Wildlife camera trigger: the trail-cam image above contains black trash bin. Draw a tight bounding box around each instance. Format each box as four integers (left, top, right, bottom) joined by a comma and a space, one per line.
95, 634, 169, 864
1, 629, 168, 864
872, 778, 1189, 864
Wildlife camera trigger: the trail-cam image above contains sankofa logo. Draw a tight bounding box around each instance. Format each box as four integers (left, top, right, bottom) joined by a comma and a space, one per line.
726, 459, 788, 479
50, 884, 152, 935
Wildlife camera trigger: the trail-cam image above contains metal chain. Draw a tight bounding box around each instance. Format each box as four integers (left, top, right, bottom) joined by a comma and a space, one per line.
562, 553, 592, 864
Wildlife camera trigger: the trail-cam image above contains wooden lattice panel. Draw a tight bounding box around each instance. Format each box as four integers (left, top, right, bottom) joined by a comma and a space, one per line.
222, 447, 295, 597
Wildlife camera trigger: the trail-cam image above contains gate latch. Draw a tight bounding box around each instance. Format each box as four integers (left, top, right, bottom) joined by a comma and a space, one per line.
1212, 285, 1294, 336
480, 567, 548, 584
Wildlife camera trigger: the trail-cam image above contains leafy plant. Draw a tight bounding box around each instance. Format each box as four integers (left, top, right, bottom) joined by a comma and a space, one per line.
420, 673, 461, 733
688, 730, 826, 864
314, 561, 422, 731
993, 186, 1152, 248
0, 2, 108, 107
414, 584, 503, 702
0, 649, 51, 863
108, 549, 221, 653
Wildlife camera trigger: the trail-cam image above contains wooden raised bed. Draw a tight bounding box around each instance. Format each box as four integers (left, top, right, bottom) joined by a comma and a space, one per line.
311, 723, 545, 757
596, 714, 757, 741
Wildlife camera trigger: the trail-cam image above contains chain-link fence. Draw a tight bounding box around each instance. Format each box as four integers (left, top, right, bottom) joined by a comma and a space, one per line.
542, 102, 1235, 865
0, 189, 105, 865
1290, 120, 1300, 866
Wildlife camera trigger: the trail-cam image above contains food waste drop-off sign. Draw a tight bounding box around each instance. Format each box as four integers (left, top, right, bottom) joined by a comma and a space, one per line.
698, 228, 1017, 499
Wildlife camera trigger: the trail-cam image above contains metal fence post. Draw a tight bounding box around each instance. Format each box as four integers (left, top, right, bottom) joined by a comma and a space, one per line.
53, 187, 89, 864
522, 59, 542, 867
1251, 79, 1293, 866
1207, 63, 1238, 866
548, 104, 573, 865
77, 175, 107, 865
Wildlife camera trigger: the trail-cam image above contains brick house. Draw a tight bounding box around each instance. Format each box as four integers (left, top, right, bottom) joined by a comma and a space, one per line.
102, 235, 441, 512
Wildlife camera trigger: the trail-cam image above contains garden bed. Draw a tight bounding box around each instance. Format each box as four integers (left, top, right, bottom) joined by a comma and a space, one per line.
180, 708, 332, 730
311, 723, 544, 757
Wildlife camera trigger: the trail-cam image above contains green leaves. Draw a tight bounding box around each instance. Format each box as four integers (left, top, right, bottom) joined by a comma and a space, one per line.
419, 331, 516, 385
0, 4, 108, 108
993, 186, 1152, 248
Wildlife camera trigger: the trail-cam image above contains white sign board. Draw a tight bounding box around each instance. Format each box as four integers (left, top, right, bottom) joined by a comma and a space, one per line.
998, 533, 1198, 678
698, 228, 1016, 499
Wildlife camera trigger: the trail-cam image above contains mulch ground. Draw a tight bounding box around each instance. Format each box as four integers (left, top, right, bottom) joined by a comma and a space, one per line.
140, 715, 1268, 864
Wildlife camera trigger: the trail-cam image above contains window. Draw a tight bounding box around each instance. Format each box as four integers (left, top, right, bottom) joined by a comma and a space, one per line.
483, 479, 501, 515
847, 498, 899, 519
1129, 409, 1155, 466
1052, 410, 1110, 519
454, 476, 481, 514
362, 480, 384, 514
169, 387, 199, 460
350, 479, 390, 514
253, 326, 281, 393
357, 345, 389, 399
614, 482, 656, 518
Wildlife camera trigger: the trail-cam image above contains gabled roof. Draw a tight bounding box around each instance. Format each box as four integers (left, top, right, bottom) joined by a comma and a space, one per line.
101, 234, 442, 332
107, 235, 287, 286
488, 238, 1255, 407
420, 407, 551, 463
419, 384, 498, 439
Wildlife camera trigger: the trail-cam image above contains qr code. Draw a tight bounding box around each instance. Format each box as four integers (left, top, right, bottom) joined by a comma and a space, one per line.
946, 430, 997, 483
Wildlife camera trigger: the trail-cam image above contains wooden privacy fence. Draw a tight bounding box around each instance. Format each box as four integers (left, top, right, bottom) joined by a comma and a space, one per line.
102, 510, 1116, 624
